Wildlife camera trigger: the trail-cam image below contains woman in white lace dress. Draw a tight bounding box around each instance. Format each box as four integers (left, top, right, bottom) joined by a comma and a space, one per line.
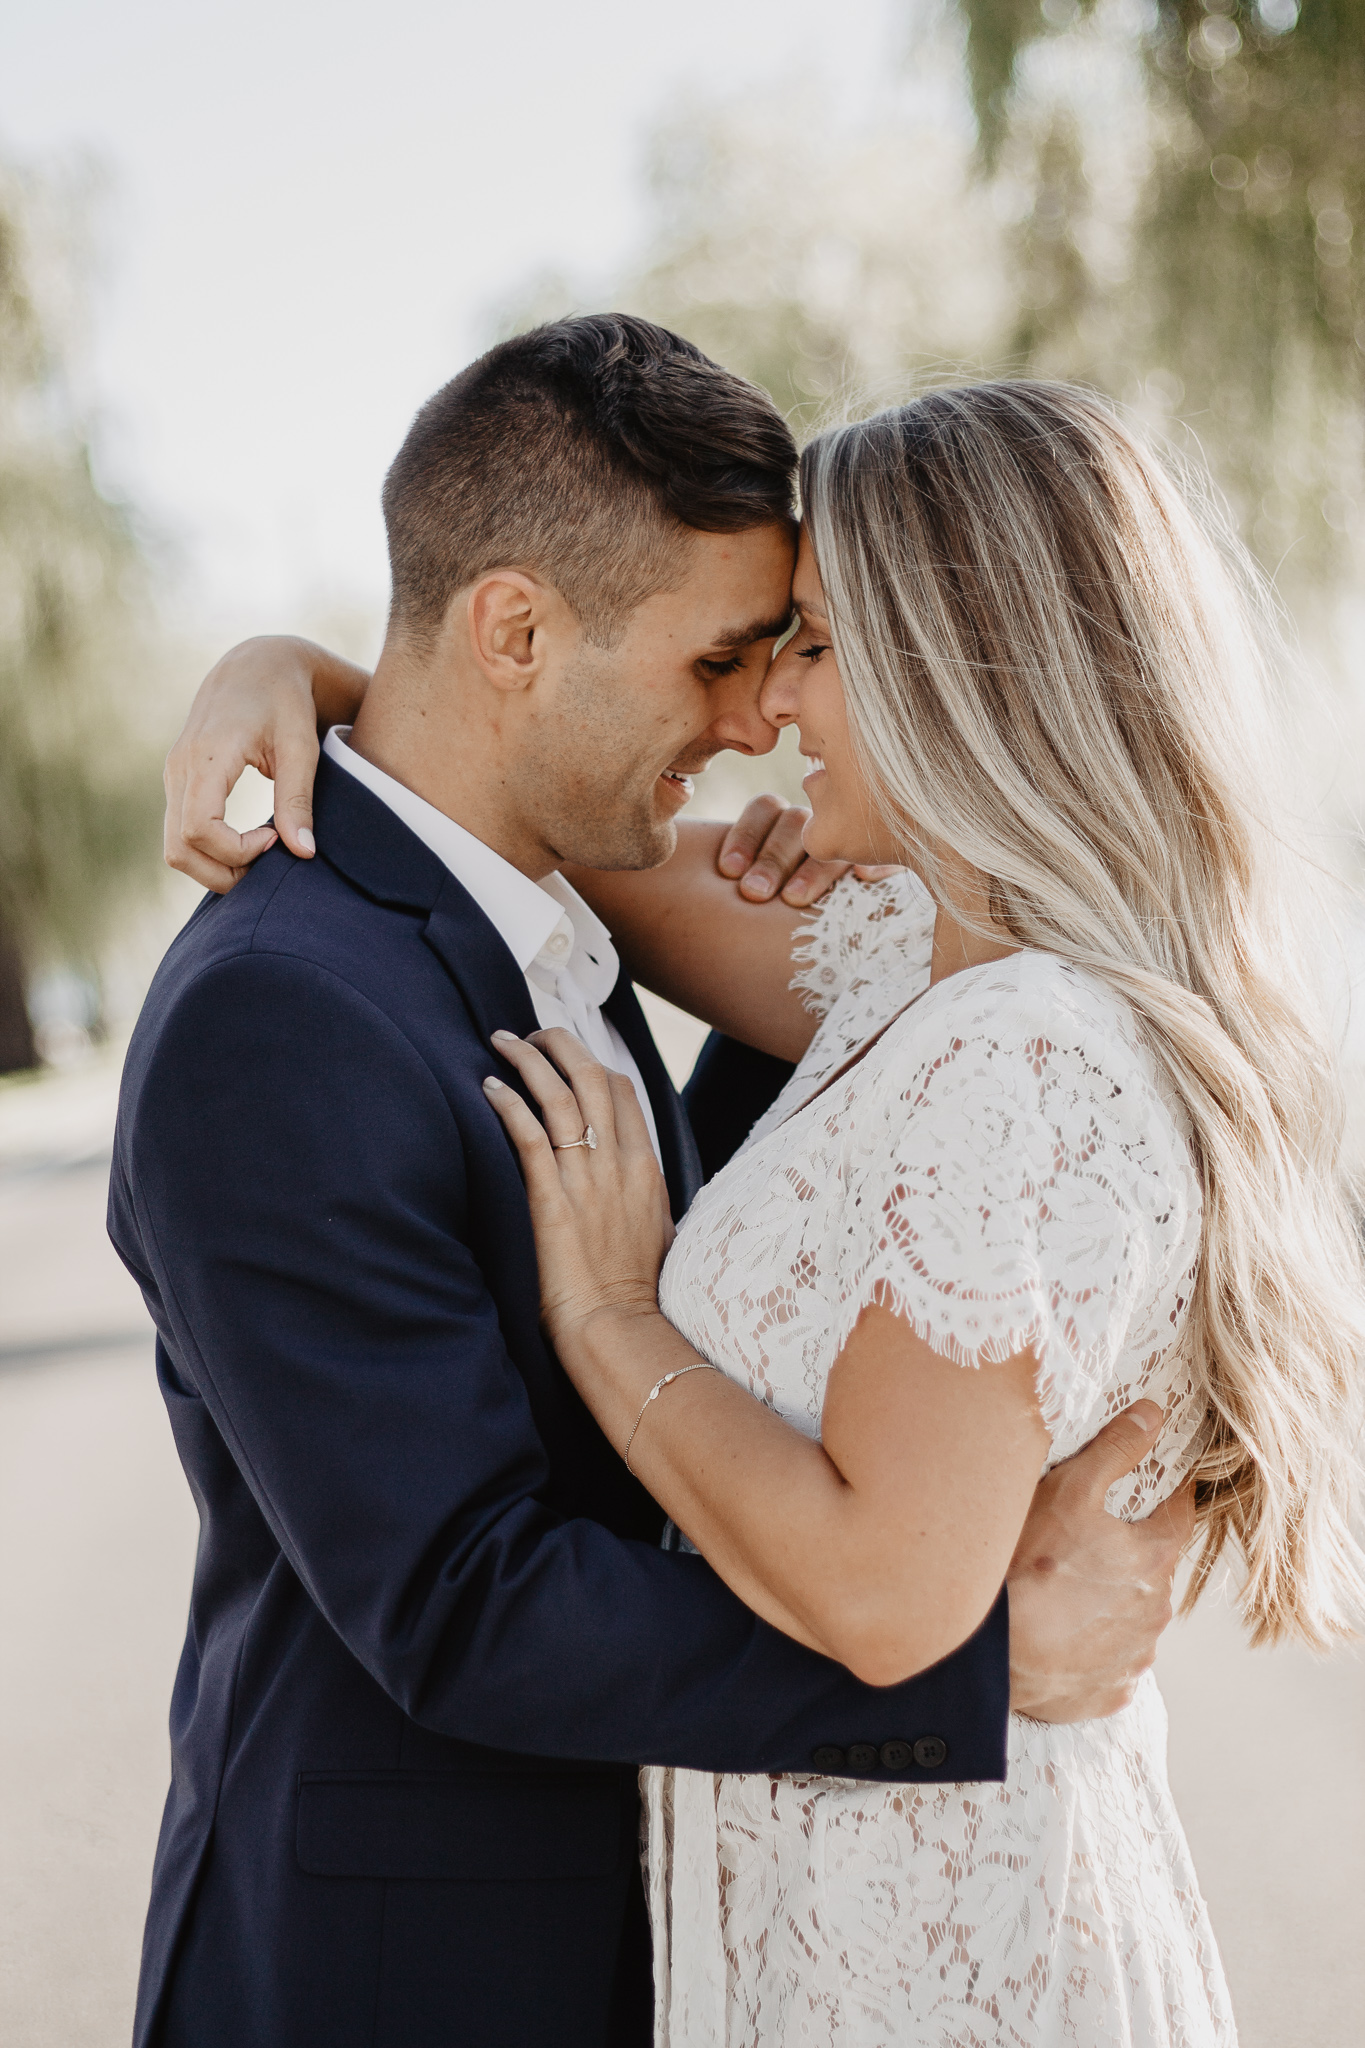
487, 382, 1364, 2047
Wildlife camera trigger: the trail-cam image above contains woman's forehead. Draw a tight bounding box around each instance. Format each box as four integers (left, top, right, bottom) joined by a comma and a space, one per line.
792, 525, 827, 610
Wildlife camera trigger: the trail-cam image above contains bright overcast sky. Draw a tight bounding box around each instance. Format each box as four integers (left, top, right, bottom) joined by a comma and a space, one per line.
2, 0, 896, 643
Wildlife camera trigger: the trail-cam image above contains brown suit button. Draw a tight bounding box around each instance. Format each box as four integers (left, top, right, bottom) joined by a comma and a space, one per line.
845, 1742, 879, 1772
878, 1738, 913, 1770
913, 1735, 948, 1768
811, 1745, 845, 1772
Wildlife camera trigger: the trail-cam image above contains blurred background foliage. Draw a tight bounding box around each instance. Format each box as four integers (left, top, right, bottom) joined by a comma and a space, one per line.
982, 0, 1364, 579
627, 0, 1364, 594
0, 160, 163, 1071
0, 0, 1361, 1069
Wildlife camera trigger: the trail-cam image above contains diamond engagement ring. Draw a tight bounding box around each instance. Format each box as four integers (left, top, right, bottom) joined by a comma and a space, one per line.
553, 1126, 597, 1152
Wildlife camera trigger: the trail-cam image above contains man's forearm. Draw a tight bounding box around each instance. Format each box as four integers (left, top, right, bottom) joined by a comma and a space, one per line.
566, 823, 816, 1061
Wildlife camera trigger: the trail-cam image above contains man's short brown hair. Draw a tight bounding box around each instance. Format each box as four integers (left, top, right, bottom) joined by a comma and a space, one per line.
381, 314, 797, 648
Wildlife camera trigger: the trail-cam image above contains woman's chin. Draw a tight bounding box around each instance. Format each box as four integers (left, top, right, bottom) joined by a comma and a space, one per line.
801, 818, 834, 863
803, 811, 870, 869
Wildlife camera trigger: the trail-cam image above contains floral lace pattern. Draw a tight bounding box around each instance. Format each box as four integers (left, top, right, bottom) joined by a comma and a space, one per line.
646, 874, 1234, 2046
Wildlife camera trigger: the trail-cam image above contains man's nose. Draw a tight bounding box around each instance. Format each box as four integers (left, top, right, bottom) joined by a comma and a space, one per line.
759, 647, 800, 729
708, 671, 781, 757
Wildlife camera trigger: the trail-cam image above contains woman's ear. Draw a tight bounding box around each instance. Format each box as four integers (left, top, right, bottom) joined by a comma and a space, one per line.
465, 572, 550, 692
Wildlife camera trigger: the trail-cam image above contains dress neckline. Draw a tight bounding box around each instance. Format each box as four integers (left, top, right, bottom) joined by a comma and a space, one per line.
774, 982, 935, 1134
775, 945, 1044, 1137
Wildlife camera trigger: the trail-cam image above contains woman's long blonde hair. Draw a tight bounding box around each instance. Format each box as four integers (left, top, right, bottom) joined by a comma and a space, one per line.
802, 380, 1365, 1647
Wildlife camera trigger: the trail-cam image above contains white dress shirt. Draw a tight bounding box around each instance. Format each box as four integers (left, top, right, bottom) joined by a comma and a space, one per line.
323, 726, 661, 1162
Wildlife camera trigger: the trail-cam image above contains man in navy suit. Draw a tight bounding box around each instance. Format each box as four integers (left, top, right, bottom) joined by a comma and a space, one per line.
114, 315, 1185, 2047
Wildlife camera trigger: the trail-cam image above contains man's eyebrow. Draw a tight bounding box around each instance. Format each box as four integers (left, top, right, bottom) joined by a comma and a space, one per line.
704, 611, 796, 653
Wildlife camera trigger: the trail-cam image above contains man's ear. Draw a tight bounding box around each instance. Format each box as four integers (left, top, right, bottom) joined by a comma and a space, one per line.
464, 571, 555, 692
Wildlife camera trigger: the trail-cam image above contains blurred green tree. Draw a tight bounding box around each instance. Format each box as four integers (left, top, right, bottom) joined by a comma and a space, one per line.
578, 0, 1362, 606
0, 161, 163, 1072
621, 81, 1007, 424
967, 0, 1364, 576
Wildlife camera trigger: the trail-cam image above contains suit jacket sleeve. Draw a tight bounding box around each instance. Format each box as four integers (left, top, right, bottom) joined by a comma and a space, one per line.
116, 949, 1009, 1780
683, 1030, 795, 1183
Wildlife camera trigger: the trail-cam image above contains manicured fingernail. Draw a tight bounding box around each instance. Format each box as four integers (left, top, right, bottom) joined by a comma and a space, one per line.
744, 874, 773, 899
262, 830, 278, 850
1131, 1401, 1162, 1431
483, 1076, 504, 1092
720, 850, 747, 875
491, 1030, 519, 1044
296, 828, 315, 854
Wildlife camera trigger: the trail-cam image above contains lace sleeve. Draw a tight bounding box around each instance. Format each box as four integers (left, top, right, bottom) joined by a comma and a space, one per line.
790, 870, 936, 1019
830, 954, 1202, 1453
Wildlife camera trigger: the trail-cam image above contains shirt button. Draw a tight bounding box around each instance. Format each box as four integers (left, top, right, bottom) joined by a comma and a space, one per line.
545, 931, 571, 959
845, 1742, 879, 1773
810, 1745, 845, 1772
878, 1738, 913, 1771
913, 1735, 948, 1768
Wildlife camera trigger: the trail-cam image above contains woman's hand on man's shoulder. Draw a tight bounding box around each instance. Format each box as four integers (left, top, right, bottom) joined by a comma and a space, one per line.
163, 635, 368, 893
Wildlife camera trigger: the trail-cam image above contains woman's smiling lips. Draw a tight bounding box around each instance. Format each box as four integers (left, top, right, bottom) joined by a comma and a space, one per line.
801, 752, 826, 792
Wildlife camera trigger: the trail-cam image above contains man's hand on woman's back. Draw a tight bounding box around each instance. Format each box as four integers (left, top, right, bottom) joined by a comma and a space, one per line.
1007, 1402, 1194, 1723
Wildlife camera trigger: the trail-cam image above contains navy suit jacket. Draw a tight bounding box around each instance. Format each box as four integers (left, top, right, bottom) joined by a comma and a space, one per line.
108, 754, 1009, 2048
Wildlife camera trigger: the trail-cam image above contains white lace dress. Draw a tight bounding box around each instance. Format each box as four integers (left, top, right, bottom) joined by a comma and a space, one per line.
645, 873, 1236, 2048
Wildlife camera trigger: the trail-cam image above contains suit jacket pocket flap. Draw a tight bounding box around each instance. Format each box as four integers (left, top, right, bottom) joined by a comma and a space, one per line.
296, 1771, 626, 1882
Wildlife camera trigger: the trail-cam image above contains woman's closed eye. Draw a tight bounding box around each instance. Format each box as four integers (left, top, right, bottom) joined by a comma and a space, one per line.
797, 642, 830, 665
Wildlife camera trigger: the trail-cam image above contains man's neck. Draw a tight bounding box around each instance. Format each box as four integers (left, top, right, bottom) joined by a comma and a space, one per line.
347, 656, 553, 881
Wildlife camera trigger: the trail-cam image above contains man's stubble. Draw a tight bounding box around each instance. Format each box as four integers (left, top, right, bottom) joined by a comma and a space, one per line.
515, 644, 686, 875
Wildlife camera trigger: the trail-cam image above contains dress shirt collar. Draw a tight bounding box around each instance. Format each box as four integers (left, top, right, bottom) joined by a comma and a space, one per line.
322, 726, 619, 1003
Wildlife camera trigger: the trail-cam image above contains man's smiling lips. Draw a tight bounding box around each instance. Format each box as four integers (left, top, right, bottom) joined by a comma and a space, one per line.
658, 767, 696, 806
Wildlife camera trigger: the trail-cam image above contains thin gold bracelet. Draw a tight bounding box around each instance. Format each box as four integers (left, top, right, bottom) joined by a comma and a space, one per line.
623, 1363, 716, 1476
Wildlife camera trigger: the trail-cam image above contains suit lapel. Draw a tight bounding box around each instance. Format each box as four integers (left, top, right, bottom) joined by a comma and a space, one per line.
422, 873, 540, 1049
313, 752, 540, 1082
314, 751, 700, 1210
313, 749, 445, 912
425, 904, 702, 1218
603, 980, 702, 1220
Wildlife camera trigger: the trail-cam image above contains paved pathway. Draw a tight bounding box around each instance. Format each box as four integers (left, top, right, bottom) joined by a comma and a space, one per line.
1, 1052, 1361, 2045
